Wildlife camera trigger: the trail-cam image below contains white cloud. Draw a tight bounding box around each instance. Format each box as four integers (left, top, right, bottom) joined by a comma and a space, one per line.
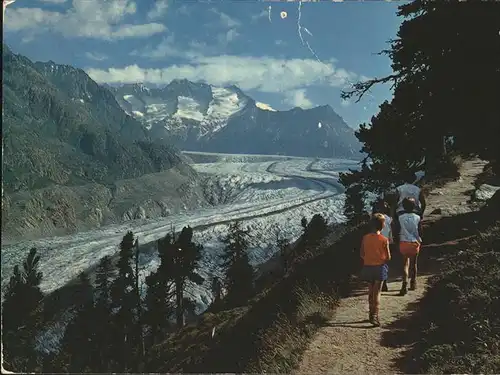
85, 51, 108, 61
209, 8, 240, 28
147, 0, 168, 20
251, 9, 268, 22
131, 35, 210, 60
132, 31, 239, 60
86, 56, 357, 94
38, 0, 67, 3
5, 0, 166, 40
112, 23, 166, 38
283, 89, 314, 109
218, 28, 240, 44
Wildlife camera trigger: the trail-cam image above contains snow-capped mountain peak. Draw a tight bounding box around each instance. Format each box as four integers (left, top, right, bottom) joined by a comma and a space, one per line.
110, 79, 362, 159
113, 81, 250, 138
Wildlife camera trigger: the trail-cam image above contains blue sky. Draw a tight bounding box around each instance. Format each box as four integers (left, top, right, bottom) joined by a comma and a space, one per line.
4, 0, 406, 128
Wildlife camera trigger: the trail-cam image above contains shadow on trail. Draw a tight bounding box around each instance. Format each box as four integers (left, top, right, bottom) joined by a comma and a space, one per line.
380, 299, 423, 373
378, 209, 485, 373
321, 320, 376, 330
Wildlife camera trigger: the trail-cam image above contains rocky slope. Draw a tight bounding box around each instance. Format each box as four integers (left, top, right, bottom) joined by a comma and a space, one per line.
2, 45, 207, 242
108, 81, 362, 159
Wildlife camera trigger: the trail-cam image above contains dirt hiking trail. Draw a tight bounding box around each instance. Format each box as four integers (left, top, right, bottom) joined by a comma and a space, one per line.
294, 159, 487, 374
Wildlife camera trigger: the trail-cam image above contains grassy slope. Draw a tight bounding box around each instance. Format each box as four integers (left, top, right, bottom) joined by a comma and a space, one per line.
399, 197, 500, 374
146, 223, 366, 373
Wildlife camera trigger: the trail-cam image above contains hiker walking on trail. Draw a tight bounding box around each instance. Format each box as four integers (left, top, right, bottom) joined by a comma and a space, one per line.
394, 171, 426, 219
372, 199, 394, 292
395, 198, 423, 296
360, 213, 391, 327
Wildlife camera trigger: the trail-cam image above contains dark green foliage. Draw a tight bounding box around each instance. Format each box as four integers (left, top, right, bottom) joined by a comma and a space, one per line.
302, 214, 329, 249
172, 226, 204, 328
339, 1, 499, 218
2, 248, 44, 372
144, 220, 365, 373
91, 256, 115, 371
277, 237, 291, 274
145, 225, 204, 344
220, 221, 255, 307
210, 275, 223, 304
300, 217, 308, 232
343, 183, 366, 225
144, 270, 174, 348
415, 225, 500, 373
109, 231, 139, 371
59, 272, 95, 373
145, 234, 175, 347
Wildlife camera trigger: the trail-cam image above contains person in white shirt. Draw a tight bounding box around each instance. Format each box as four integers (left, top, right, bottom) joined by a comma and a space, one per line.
395, 197, 423, 296
372, 199, 394, 292
394, 171, 427, 219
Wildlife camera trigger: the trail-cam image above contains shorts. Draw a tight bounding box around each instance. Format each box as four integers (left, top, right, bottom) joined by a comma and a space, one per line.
399, 241, 421, 257
361, 264, 389, 282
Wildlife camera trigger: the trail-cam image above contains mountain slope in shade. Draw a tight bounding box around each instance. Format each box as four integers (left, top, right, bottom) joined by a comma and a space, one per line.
108, 81, 362, 159
2, 46, 206, 241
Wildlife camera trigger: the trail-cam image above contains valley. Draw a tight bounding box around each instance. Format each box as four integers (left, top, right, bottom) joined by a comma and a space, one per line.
2, 152, 358, 354
2, 153, 357, 301
1, 44, 362, 358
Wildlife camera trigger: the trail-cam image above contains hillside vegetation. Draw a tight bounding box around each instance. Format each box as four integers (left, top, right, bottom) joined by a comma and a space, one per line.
407, 198, 500, 374
145, 219, 362, 373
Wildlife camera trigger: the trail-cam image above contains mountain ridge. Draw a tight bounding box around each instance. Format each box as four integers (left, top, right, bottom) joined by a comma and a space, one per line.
107, 80, 362, 159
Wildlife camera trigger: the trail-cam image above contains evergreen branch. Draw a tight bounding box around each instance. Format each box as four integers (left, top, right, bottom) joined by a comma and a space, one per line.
341, 73, 401, 103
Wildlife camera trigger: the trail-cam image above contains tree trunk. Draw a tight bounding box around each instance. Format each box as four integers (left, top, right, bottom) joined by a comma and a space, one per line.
134, 239, 145, 359
175, 279, 184, 329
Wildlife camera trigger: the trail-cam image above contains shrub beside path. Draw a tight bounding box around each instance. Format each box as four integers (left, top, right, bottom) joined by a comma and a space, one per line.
294, 159, 488, 374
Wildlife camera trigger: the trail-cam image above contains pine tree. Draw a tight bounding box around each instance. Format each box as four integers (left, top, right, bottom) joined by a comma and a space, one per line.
144, 231, 175, 347
220, 221, 254, 307
301, 217, 308, 232
343, 183, 366, 225
144, 226, 204, 332
342, 1, 500, 180
59, 272, 95, 372
91, 255, 115, 371
303, 214, 329, 248
210, 274, 223, 304
110, 231, 137, 371
277, 236, 291, 274
133, 237, 145, 364
2, 248, 44, 372
171, 226, 204, 329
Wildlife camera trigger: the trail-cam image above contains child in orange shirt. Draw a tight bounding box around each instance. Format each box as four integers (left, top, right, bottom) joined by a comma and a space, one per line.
360, 213, 391, 326
372, 199, 394, 292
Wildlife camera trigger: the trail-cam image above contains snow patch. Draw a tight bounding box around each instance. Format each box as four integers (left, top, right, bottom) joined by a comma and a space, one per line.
123, 94, 144, 110
200, 87, 248, 134
474, 184, 500, 201
173, 96, 204, 122
256, 101, 276, 112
